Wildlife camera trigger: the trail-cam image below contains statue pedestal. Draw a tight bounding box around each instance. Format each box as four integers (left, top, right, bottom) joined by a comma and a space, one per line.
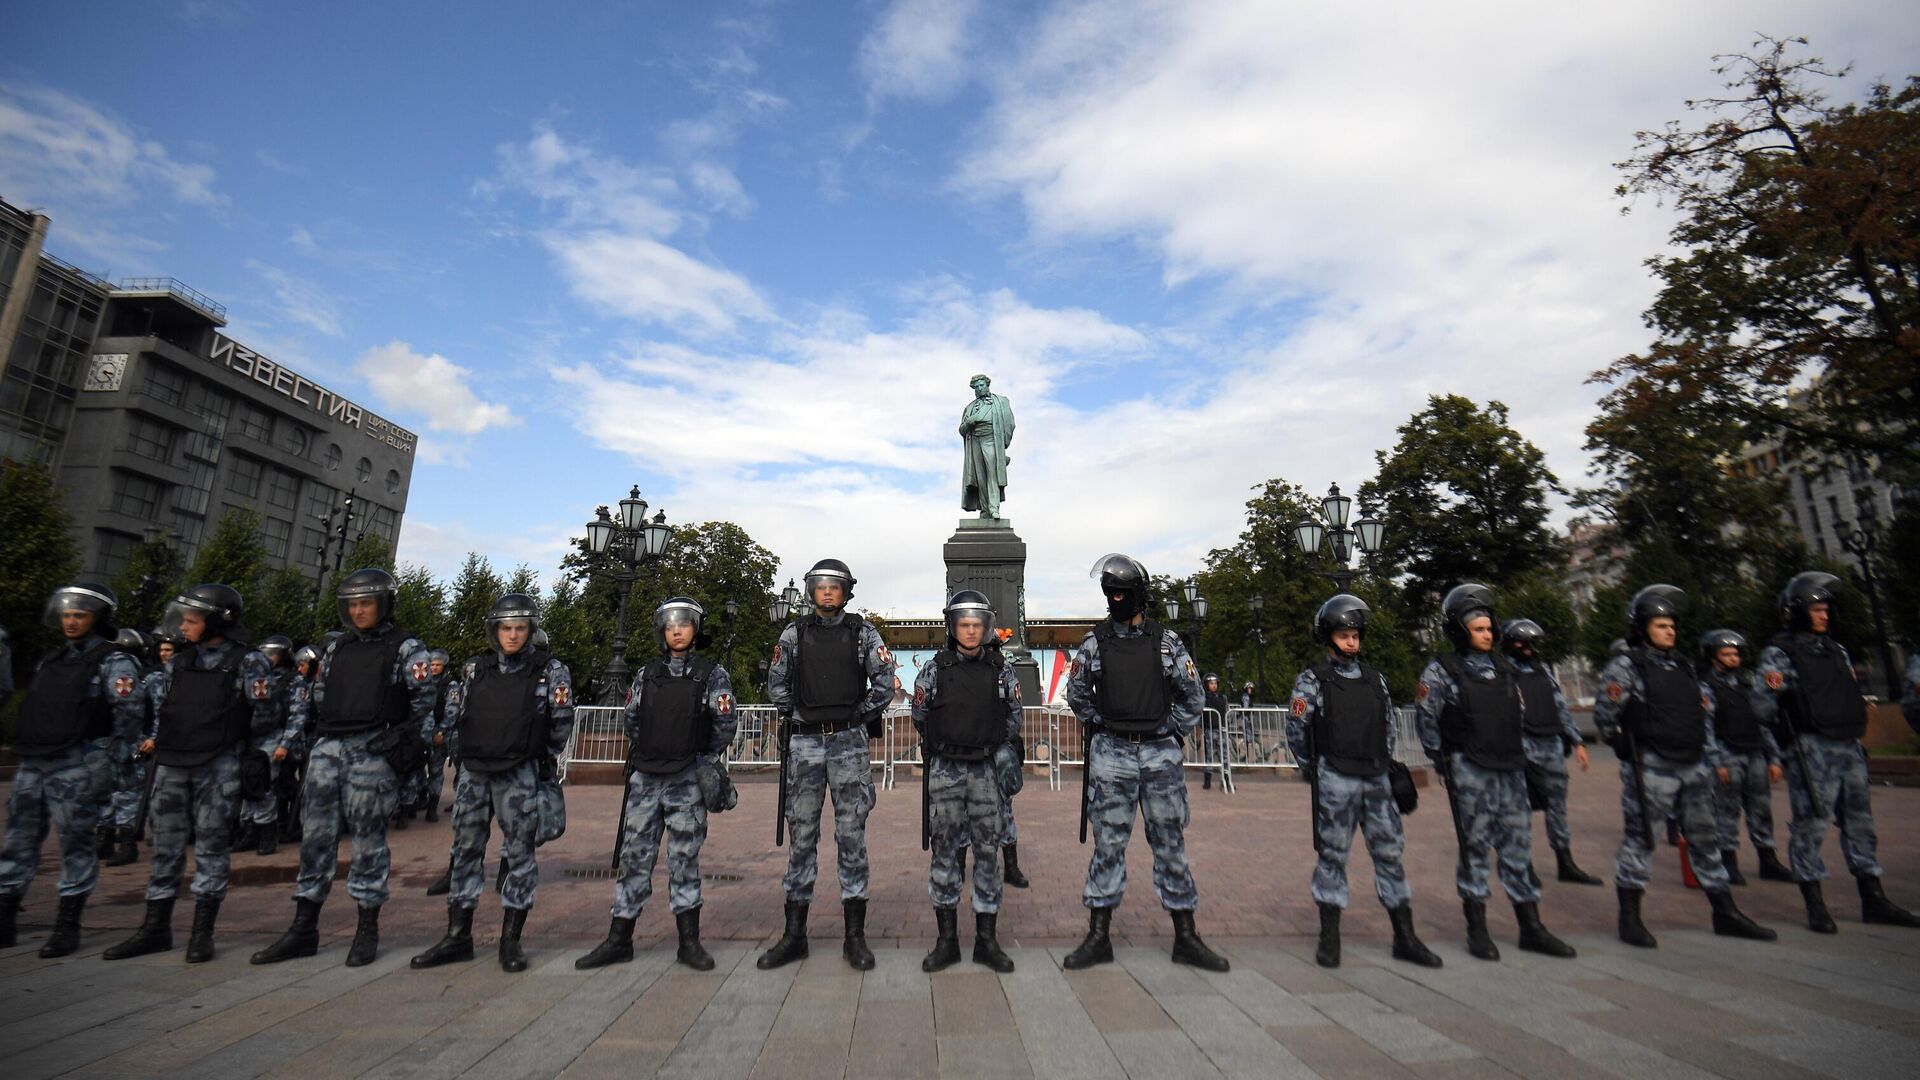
944, 518, 1042, 705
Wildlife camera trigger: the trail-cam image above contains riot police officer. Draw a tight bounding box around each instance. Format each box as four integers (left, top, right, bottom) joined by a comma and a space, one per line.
413, 594, 574, 973
577, 597, 735, 972
104, 585, 275, 963
97, 628, 154, 866
1062, 554, 1229, 972
0, 584, 144, 956
759, 559, 895, 972
1415, 583, 1576, 962
277, 644, 317, 843
1498, 619, 1599, 887
913, 591, 1021, 973
1200, 672, 1229, 790
253, 568, 434, 968
1288, 594, 1440, 970
1759, 572, 1920, 932
1594, 585, 1775, 946
238, 634, 295, 855
1700, 629, 1791, 884
424, 648, 454, 823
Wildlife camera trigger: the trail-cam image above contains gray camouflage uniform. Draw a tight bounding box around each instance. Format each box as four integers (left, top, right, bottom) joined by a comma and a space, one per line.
242, 664, 297, 828
1758, 636, 1882, 883
1512, 657, 1584, 852
443, 650, 574, 912
280, 626, 434, 908
1593, 649, 1729, 892
913, 649, 1023, 913
1704, 665, 1782, 855
0, 636, 144, 900
612, 654, 734, 918
1066, 620, 1206, 911
1287, 657, 1409, 910
769, 614, 894, 903
1415, 651, 1540, 904
142, 640, 276, 901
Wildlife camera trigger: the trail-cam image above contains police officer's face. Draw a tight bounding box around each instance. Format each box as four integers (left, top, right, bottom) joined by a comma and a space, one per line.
663, 620, 696, 653
60, 608, 95, 639
1466, 616, 1494, 652
1715, 645, 1742, 670
429, 658, 446, 676
497, 619, 531, 654
178, 610, 208, 644
1647, 617, 1678, 649
812, 582, 844, 612
158, 642, 176, 663
954, 616, 986, 650
346, 597, 380, 630
1332, 628, 1362, 657
1205, 677, 1218, 691
1808, 602, 1831, 633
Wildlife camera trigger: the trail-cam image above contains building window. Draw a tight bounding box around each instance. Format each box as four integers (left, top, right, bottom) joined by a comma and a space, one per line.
265, 467, 299, 511
357, 456, 373, 482
385, 468, 401, 495
228, 455, 264, 498
96, 531, 140, 577
305, 481, 337, 521
109, 471, 166, 520
136, 361, 187, 407
324, 442, 342, 470
261, 516, 292, 559
171, 510, 203, 555
282, 424, 310, 457
302, 526, 327, 562
370, 503, 397, 539
124, 414, 176, 462
235, 403, 272, 442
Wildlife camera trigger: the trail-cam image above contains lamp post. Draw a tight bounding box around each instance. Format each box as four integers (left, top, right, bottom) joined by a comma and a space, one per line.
1163, 580, 1209, 669
1248, 594, 1267, 703
1839, 523, 1901, 699
1292, 483, 1386, 592
583, 485, 675, 703
312, 488, 364, 608
769, 578, 812, 625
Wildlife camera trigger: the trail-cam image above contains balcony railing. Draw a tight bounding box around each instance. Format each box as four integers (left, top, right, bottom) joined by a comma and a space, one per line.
115, 277, 228, 322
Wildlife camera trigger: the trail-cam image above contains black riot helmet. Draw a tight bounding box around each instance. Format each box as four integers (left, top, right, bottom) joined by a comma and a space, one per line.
1608, 637, 1629, 658
258, 634, 293, 667
1090, 552, 1150, 621
804, 559, 856, 609
532, 628, 549, 651
1499, 618, 1546, 661
654, 596, 708, 652
335, 567, 397, 628
1625, 584, 1687, 646
42, 581, 120, 639
1440, 583, 1497, 650
943, 589, 996, 649
160, 583, 245, 643
115, 627, 151, 663
486, 592, 541, 655
293, 644, 320, 673
1698, 628, 1748, 666
1779, 571, 1840, 632
1312, 594, 1371, 647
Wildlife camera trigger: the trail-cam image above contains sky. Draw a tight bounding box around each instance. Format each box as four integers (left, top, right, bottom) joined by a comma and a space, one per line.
3, 1, 1914, 617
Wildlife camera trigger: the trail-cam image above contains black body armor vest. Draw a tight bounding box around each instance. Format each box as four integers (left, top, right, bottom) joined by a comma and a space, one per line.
316, 627, 412, 736
1514, 664, 1561, 738
1436, 652, 1525, 771
1712, 671, 1768, 753
1771, 632, 1868, 741
155, 644, 252, 768
14, 640, 116, 757
925, 649, 1004, 761
629, 656, 714, 775
1093, 621, 1172, 735
1311, 659, 1390, 778
460, 652, 549, 773
795, 615, 865, 723
1625, 649, 1706, 765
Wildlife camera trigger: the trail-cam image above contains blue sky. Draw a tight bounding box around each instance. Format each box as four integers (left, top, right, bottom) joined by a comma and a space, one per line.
4, 1, 1914, 615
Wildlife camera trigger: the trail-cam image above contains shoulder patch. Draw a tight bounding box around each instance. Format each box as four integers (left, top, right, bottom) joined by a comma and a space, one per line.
1701, 692, 1711, 711
876, 644, 893, 666
1184, 657, 1197, 680
1415, 681, 1429, 702
410, 660, 429, 682
716, 692, 733, 715
1606, 683, 1623, 702
251, 676, 273, 700
1013, 681, 1022, 704
112, 674, 137, 698
1291, 696, 1308, 716
914, 686, 927, 709
771, 644, 783, 664
1764, 670, 1785, 691
1070, 658, 1082, 678
551, 683, 570, 707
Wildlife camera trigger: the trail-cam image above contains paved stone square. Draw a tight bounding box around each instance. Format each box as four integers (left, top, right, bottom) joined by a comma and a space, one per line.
4, 762, 1918, 1077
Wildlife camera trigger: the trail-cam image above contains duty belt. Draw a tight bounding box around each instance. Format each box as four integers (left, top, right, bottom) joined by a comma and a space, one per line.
1098, 726, 1172, 744
790, 716, 865, 737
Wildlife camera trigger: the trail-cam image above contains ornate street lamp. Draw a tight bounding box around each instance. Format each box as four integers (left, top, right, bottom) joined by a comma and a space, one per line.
583, 486, 674, 702
1839, 524, 1902, 699
1294, 483, 1386, 592
1248, 593, 1267, 703
1164, 580, 1210, 669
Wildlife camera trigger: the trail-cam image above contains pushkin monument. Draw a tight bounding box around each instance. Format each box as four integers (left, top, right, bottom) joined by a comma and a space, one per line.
944, 374, 1041, 702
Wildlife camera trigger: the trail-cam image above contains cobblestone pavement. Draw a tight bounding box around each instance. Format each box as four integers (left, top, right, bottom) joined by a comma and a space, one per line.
3, 763, 1917, 1077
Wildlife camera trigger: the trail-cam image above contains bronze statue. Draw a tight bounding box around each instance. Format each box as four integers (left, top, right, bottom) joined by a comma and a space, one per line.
959, 374, 1014, 519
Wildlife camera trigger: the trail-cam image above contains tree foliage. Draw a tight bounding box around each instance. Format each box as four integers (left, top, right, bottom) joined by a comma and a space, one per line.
0, 460, 80, 680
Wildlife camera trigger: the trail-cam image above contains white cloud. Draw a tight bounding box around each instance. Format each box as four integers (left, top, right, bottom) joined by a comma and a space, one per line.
0, 83, 220, 209
247, 260, 344, 337
860, 0, 981, 103
355, 341, 520, 436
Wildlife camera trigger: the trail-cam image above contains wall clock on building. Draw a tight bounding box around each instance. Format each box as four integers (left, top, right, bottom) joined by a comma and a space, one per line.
84, 353, 129, 392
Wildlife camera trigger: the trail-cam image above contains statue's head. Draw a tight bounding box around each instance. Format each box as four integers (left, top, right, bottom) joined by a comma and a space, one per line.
970, 374, 991, 398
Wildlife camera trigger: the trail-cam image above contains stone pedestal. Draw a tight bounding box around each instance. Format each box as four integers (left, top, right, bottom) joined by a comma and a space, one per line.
943, 518, 1043, 704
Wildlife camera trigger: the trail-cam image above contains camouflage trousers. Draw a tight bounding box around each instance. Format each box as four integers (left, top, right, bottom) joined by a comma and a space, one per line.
449, 761, 540, 911
1312, 761, 1411, 910
781, 729, 875, 904
927, 756, 1005, 912
1083, 732, 1197, 911
0, 746, 98, 898
612, 766, 707, 918
426, 744, 450, 809
1785, 733, 1880, 882
294, 732, 399, 908
243, 734, 280, 826
1714, 747, 1777, 853
1442, 755, 1538, 904
959, 798, 1017, 850
1614, 749, 1728, 892
111, 756, 147, 829
90, 737, 139, 830
1522, 735, 1573, 851
147, 751, 241, 901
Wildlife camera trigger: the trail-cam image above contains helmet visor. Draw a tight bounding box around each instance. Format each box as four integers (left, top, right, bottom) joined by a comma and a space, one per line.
42, 586, 114, 631
946, 601, 996, 645
159, 595, 222, 644
1089, 553, 1146, 585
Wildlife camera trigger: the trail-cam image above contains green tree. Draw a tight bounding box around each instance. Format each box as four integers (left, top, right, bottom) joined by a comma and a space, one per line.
106, 534, 187, 633
391, 564, 449, 648
184, 508, 268, 604
250, 564, 320, 643
444, 554, 505, 665
0, 460, 81, 696
339, 531, 396, 574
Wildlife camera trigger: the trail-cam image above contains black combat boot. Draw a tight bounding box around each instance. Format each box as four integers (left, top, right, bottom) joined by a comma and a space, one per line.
0, 893, 18, 949
675, 907, 714, 971
106, 827, 140, 868
576, 916, 636, 969
1859, 875, 1920, 928
1707, 890, 1776, 940
97, 824, 118, 863
923, 906, 961, 972
1169, 909, 1230, 971
1314, 902, 1341, 968
184, 896, 221, 963
104, 898, 175, 960
411, 905, 475, 969
390, 808, 409, 831
346, 905, 380, 967
1062, 906, 1114, 970
1462, 898, 1499, 960
1002, 844, 1030, 889
1799, 881, 1838, 934
1755, 845, 1793, 882
842, 898, 875, 971
973, 912, 1014, 973
1665, 818, 1681, 847
1203, 770, 1213, 790
1554, 846, 1601, 886
1514, 902, 1576, 957
256, 827, 277, 856
1617, 886, 1656, 947
252, 897, 321, 963
424, 800, 439, 824
499, 907, 529, 973
757, 901, 809, 969
1527, 863, 1542, 890
1388, 904, 1442, 967
234, 820, 257, 853
1722, 849, 1746, 886
426, 866, 451, 897
39, 893, 88, 958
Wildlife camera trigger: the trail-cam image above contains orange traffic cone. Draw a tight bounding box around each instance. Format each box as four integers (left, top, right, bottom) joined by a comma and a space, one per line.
1677, 836, 1701, 889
